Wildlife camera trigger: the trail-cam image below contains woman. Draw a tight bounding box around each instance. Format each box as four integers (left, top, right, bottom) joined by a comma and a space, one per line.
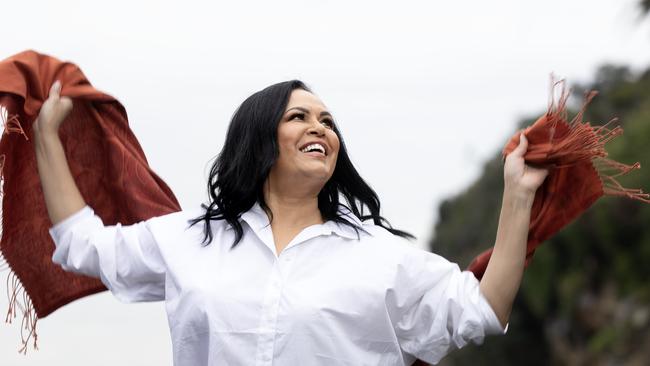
33, 80, 548, 365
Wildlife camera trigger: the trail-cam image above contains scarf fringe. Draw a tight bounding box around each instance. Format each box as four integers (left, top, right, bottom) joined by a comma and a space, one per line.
0, 108, 39, 353
0, 250, 8, 271
549, 79, 649, 204
0, 105, 28, 141
5, 271, 39, 354
597, 158, 650, 202
0, 154, 5, 198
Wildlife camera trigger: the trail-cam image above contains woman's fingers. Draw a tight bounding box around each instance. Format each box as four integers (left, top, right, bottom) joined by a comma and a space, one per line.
33, 80, 73, 137
528, 164, 549, 178
60, 96, 73, 114
47, 80, 72, 115
49, 80, 61, 99
511, 133, 528, 158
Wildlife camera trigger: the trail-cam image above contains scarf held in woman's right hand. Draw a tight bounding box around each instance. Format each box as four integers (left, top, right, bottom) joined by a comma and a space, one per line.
0, 50, 181, 353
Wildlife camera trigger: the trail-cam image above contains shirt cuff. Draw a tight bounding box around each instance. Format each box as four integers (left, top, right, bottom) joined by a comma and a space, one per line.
49, 206, 96, 243
478, 290, 509, 335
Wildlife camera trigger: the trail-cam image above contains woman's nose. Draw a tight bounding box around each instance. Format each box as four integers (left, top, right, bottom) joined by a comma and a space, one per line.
307, 120, 326, 136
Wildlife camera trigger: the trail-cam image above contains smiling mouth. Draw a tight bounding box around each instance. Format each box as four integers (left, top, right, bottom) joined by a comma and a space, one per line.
299, 143, 327, 156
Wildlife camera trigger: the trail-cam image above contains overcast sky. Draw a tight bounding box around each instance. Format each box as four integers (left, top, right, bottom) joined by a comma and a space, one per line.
2, 0, 650, 364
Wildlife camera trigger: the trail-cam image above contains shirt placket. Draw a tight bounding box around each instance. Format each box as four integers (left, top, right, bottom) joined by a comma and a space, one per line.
254, 250, 295, 366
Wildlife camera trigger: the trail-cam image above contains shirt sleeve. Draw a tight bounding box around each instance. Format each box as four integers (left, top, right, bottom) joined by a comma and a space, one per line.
386, 246, 506, 364
49, 206, 166, 303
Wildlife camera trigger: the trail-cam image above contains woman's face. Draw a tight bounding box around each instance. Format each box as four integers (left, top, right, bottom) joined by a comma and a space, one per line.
270, 89, 340, 186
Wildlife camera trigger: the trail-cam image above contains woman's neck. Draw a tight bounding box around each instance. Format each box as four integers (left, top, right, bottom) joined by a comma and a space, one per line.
263, 178, 323, 226
262, 177, 324, 254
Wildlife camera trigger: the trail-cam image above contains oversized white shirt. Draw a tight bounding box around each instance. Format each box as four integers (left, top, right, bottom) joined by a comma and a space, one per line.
49, 203, 505, 366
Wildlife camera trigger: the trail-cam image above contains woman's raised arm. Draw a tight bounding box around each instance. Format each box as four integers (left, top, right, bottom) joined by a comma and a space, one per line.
479, 133, 548, 327
33, 81, 87, 224
31, 81, 167, 301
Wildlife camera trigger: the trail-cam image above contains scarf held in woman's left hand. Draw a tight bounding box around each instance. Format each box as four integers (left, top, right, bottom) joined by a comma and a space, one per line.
467, 82, 649, 280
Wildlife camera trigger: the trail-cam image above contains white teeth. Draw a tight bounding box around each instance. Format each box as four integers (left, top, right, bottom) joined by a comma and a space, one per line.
300, 143, 326, 155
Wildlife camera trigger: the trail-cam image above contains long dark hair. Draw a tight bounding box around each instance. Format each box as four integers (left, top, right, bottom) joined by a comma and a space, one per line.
188, 80, 414, 246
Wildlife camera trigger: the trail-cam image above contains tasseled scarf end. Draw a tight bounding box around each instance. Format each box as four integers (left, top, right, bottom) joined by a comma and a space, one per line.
5, 270, 39, 354
469, 78, 649, 280
514, 79, 648, 203
1, 105, 39, 354
1, 104, 28, 141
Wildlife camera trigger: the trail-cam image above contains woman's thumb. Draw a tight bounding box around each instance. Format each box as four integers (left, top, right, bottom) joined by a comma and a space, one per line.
512, 133, 528, 157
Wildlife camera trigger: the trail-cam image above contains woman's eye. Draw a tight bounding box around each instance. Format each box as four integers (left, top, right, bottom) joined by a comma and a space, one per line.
321, 119, 334, 129
288, 113, 333, 129
290, 113, 305, 121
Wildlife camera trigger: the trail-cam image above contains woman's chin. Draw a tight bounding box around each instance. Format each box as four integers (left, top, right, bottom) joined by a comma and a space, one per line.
298, 167, 333, 182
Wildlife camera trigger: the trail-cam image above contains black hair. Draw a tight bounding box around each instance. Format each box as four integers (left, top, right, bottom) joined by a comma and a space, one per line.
188, 80, 414, 246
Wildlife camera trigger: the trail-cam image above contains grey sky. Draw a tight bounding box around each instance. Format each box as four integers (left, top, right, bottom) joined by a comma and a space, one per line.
1, 0, 649, 364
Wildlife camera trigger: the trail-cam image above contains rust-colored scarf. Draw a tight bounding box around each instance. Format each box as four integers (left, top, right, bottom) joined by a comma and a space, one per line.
467, 82, 649, 279
0, 50, 181, 352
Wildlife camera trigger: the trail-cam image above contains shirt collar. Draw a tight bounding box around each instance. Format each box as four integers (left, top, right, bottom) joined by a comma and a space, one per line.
228, 202, 368, 240
326, 205, 368, 240
238, 203, 271, 233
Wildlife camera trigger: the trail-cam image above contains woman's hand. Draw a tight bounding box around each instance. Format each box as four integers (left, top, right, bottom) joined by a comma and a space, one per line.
503, 133, 548, 198
33, 81, 73, 138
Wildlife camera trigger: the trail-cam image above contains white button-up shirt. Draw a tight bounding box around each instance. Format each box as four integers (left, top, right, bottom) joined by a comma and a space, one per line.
50, 203, 505, 366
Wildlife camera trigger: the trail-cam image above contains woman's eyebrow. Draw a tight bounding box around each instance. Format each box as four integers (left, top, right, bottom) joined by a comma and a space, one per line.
286, 106, 334, 118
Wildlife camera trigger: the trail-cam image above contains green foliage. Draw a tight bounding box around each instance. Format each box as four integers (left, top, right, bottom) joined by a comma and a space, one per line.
431, 65, 650, 365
